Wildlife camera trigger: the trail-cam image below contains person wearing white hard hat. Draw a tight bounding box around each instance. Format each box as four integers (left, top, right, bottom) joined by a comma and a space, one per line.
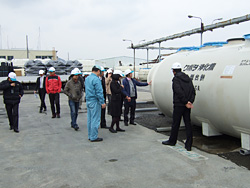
64, 69, 83, 131
99, 66, 108, 128
162, 62, 196, 151
122, 69, 152, 126
45, 67, 62, 118
105, 68, 113, 115
69, 68, 84, 109
0, 72, 24, 133
109, 70, 125, 133
85, 65, 106, 142
34, 70, 47, 113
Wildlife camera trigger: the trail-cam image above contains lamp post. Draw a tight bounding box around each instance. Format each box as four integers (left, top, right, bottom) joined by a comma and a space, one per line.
123, 39, 135, 78
188, 15, 204, 46
123, 39, 146, 78
212, 18, 223, 24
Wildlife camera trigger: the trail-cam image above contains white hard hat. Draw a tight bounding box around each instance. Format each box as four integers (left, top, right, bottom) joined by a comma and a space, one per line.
100, 66, 105, 72
39, 70, 44, 74
93, 65, 102, 71
8, 72, 17, 81
71, 69, 79, 75
113, 70, 124, 77
124, 69, 134, 76
48, 67, 55, 72
172, 62, 182, 69
83, 72, 89, 75
73, 68, 82, 75
107, 68, 113, 73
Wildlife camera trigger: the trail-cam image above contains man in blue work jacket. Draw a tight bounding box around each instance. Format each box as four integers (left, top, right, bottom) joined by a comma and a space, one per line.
122, 69, 151, 126
85, 65, 106, 142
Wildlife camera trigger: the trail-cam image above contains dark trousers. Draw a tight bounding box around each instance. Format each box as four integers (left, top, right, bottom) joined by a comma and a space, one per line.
107, 94, 111, 115
49, 93, 60, 115
124, 97, 136, 123
5, 103, 19, 130
169, 106, 193, 149
38, 89, 46, 110
100, 107, 106, 128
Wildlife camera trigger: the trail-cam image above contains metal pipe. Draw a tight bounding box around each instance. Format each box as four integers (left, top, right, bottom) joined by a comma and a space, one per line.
156, 127, 185, 132
239, 149, 250, 156
133, 48, 135, 78
147, 48, 149, 68
135, 107, 158, 112
159, 42, 161, 62
133, 14, 250, 48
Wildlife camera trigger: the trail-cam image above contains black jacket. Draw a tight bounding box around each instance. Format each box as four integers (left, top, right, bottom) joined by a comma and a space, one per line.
172, 72, 195, 106
0, 79, 24, 104
110, 74, 124, 117
35, 76, 46, 91
101, 76, 106, 100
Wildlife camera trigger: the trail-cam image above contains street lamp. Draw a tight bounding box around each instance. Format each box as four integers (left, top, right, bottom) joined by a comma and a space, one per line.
188, 15, 204, 46
212, 18, 223, 24
123, 39, 136, 78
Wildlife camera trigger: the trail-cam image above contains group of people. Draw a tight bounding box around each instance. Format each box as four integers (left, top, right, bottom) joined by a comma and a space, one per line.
0, 62, 195, 150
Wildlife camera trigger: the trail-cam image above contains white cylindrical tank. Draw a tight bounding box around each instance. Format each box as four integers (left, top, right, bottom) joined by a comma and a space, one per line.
148, 34, 250, 138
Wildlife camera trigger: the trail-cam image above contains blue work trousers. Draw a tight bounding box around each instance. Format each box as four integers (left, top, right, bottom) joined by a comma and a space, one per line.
68, 100, 79, 128
87, 101, 101, 141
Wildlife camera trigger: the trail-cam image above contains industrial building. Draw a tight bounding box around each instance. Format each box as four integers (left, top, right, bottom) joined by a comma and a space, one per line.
0, 48, 57, 61
95, 56, 146, 68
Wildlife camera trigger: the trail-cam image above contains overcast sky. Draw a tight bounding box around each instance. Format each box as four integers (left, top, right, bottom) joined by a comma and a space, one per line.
0, 0, 250, 61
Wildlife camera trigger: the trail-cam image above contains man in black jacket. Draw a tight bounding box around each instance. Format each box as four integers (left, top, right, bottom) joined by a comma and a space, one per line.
34, 70, 47, 113
0, 72, 24, 133
162, 62, 196, 151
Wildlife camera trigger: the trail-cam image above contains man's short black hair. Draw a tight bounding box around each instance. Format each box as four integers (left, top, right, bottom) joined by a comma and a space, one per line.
92, 67, 100, 72
173, 69, 181, 73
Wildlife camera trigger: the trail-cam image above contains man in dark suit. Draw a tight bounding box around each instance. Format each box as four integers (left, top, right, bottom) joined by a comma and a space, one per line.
34, 70, 47, 113
100, 66, 108, 128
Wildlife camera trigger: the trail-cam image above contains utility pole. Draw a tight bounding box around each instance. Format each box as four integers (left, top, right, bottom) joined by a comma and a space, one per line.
26, 35, 29, 59
0, 25, 2, 49
37, 27, 41, 50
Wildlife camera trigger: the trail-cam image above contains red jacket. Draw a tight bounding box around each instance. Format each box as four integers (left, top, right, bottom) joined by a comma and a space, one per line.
46, 74, 62, 94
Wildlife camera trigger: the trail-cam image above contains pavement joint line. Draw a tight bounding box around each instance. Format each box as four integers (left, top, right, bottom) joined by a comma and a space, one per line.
158, 139, 209, 161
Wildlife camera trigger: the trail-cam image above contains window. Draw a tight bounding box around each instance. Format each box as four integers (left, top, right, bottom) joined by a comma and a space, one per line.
36, 56, 42, 59
0, 56, 6, 59
7, 56, 14, 60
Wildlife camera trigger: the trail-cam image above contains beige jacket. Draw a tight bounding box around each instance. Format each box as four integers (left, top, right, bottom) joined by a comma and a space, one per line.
105, 77, 112, 95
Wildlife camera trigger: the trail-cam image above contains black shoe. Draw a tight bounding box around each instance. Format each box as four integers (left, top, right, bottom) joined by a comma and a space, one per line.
74, 127, 79, 131
52, 114, 56, 118
44, 108, 47, 111
109, 127, 117, 133
162, 140, 175, 146
100, 125, 108, 129
130, 122, 137, 125
10, 127, 13, 130
56, 113, 60, 118
124, 122, 128, 126
185, 146, 191, 151
39, 109, 42, 113
116, 128, 125, 132
90, 138, 103, 142
14, 129, 19, 133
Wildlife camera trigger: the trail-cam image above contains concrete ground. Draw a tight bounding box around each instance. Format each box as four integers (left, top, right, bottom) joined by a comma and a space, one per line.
0, 89, 250, 188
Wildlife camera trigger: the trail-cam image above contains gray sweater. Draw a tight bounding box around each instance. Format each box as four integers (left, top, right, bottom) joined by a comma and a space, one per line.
64, 78, 83, 102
